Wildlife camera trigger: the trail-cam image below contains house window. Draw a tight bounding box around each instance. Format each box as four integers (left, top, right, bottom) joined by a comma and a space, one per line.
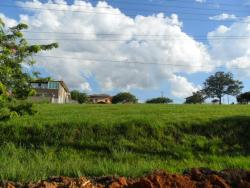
48, 82, 59, 89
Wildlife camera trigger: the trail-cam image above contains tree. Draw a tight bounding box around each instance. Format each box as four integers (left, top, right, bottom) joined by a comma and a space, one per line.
0, 19, 58, 120
185, 91, 206, 104
0, 19, 58, 99
112, 92, 137, 104
203, 72, 243, 104
237, 92, 250, 104
70, 90, 88, 104
146, 97, 173, 104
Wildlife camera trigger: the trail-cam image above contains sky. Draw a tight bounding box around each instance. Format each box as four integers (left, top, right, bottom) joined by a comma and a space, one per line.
1, 0, 250, 103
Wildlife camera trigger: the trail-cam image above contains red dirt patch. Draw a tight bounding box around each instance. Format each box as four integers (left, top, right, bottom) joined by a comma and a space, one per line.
1, 168, 250, 188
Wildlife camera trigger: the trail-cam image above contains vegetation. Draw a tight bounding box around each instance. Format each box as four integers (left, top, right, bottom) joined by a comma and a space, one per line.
146, 97, 173, 104
70, 90, 88, 104
203, 72, 243, 104
0, 19, 57, 120
237, 92, 250, 104
1, 104, 250, 181
112, 92, 137, 104
185, 91, 206, 104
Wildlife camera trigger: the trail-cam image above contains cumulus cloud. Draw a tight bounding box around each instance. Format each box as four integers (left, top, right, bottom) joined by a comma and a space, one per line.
2, 0, 214, 97
209, 13, 237, 21
208, 16, 250, 78
168, 74, 201, 98
208, 17, 250, 61
0, 13, 18, 27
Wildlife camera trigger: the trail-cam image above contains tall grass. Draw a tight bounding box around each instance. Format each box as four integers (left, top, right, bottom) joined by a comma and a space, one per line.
0, 104, 250, 181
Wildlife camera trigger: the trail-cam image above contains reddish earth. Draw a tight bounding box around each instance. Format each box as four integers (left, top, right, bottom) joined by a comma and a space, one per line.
1, 168, 250, 188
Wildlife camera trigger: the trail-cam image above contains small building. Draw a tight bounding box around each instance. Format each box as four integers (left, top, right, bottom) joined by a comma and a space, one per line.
30, 80, 70, 104
88, 94, 112, 104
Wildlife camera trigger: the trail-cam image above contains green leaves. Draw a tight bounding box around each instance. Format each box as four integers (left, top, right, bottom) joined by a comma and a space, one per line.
0, 19, 58, 99
0, 19, 57, 121
112, 92, 137, 104
203, 72, 243, 104
146, 97, 173, 104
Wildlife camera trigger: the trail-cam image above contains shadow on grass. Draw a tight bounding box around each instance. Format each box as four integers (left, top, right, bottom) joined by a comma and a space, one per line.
0, 116, 250, 157
181, 116, 250, 155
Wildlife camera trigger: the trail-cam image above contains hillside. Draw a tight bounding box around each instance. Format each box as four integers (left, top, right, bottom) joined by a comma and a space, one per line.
0, 104, 250, 181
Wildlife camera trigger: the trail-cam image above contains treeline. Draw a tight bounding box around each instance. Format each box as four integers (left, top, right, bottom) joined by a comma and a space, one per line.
72, 71, 250, 105
184, 72, 247, 104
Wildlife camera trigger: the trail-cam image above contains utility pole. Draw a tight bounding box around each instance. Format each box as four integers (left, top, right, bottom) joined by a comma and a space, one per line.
161, 91, 164, 98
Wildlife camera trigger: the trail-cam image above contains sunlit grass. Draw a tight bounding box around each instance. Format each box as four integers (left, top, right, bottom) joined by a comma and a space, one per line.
0, 104, 250, 181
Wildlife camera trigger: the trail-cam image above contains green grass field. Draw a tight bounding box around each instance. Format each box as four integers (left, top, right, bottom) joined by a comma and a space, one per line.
0, 104, 250, 181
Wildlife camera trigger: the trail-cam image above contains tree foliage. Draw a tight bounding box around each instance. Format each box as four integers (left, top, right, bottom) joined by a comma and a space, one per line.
70, 90, 88, 104
203, 72, 243, 104
0, 19, 58, 99
112, 92, 137, 104
0, 19, 58, 120
146, 97, 173, 104
237, 92, 250, 104
185, 91, 206, 104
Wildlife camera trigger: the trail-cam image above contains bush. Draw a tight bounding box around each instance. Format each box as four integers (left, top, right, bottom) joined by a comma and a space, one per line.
70, 90, 88, 104
112, 92, 137, 104
0, 82, 36, 121
237, 92, 250, 104
8, 101, 36, 116
0, 100, 36, 121
0, 107, 10, 120
146, 97, 173, 104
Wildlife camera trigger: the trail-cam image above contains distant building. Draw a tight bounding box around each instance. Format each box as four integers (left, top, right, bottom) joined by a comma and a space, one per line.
30, 80, 70, 104
88, 94, 112, 104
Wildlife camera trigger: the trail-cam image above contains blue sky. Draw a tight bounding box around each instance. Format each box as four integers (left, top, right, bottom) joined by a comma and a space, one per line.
1, 0, 250, 103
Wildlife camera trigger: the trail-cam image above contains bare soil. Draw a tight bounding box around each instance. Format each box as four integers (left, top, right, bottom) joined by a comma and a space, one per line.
1, 168, 250, 188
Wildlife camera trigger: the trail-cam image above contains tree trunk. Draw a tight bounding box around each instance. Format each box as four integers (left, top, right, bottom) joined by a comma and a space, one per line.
219, 97, 222, 104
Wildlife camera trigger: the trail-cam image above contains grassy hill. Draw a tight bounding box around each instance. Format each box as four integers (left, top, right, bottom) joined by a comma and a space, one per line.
0, 104, 250, 181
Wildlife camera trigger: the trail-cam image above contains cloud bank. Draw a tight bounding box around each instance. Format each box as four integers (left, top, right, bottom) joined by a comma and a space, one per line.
2, 0, 249, 99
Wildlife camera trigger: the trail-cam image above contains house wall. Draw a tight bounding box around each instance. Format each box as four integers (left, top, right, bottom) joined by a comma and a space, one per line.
58, 84, 69, 104
90, 97, 112, 104
30, 82, 70, 104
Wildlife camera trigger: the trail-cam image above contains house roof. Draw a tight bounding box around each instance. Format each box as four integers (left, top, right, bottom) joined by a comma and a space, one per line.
30, 80, 69, 92
88, 94, 111, 98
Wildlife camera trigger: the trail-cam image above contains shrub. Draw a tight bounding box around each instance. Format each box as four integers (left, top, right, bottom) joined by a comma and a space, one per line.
146, 97, 173, 104
112, 92, 137, 104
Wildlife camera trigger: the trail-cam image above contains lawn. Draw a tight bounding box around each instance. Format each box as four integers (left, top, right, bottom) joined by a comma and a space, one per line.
0, 104, 250, 181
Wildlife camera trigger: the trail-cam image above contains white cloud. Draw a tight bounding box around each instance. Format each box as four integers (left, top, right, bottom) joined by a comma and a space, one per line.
2, 0, 214, 98
168, 74, 201, 98
195, 0, 206, 3
208, 17, 250, 61
0, 13, 18, 27
209, 13, 237, 21
208, 16, 250, 78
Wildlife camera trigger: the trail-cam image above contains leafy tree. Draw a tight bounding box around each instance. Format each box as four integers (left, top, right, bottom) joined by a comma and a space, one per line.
237, 92, 250, 104
0, 19, 58, 120
0, 19, 58, 99
112, 92, 137, 104
70, 90, 88, 104
185, 91, 206, 104
203, 72, 243, 104
71, 90, 80, 101
146, 97, 173, 104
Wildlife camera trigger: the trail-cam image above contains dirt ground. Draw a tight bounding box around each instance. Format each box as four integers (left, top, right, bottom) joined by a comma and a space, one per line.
1, 168, 250, 188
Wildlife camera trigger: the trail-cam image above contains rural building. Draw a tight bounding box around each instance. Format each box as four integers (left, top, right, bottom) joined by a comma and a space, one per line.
88, 94, 112, 104
30, 80, 70, 104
